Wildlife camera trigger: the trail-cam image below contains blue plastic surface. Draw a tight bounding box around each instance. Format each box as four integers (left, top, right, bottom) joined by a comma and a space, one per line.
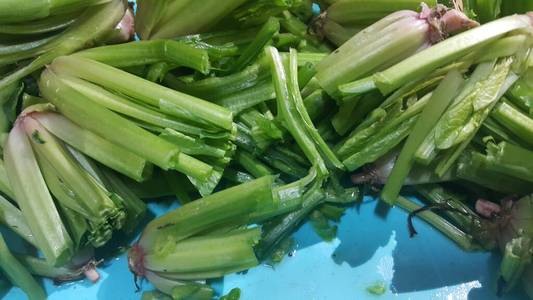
3, 197, 527, 300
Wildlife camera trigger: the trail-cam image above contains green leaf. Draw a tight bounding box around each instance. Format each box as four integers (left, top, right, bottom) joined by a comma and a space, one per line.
435, 58, 512, 149
434, 94, 474, 149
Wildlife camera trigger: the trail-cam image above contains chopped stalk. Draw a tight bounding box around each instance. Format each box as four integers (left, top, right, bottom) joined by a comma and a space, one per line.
216, 81, 276, 114
480, 117, 526, 147
58, 203, 89, 249
288, 49, 344, 170
319, 19, 363, 47
57, 75, 217, 138
49, 56, 234, 130
266, 46, 328, 177
331, 91, 382, 135
227, 17, 280, 73
32, 111, 152, 182
492, 100, 533, 147
280, 11, 331, 53
316, 9, 429, 97
222, 168, 255, 184
144, 228, 260, 277
341, 93, 431, 170
4, 121, 73, 266
234, 150, 274, 178
74, 40, 210, 73
479, 141, 533, 183
256, 181, 325, 260
433, 64, 518, 177
129, 175, 314, 281
498, 237, 532, 294
165, 60, 269, 100
39, 69, 213, 182
25, 116, 125, 246
381, 70, 464, 204
260, 148, 309, 180
137, 176, 276, 250
506, 67, 533, 116
456, 150, 533, 194
343, 116, 417, 170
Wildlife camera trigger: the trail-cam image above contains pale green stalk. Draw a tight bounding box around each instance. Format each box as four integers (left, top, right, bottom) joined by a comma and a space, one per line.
0, 159, 14, 199
0, 195, 35, 246
39, 69, 213, 181
33, 111, 151, 182
4, 122, 73, 266
50, 56, 233, 130
74, 40, 210, 74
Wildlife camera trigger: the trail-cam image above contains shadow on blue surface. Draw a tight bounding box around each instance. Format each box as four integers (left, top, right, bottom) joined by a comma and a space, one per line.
4, 196, 529, 299
331, 199, 393, 269
323, 199, 526, 300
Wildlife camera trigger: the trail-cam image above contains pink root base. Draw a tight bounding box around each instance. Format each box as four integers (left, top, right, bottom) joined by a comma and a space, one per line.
128, 243, 146, 277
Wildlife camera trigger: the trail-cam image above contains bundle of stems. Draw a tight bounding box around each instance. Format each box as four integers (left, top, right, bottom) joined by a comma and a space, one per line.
129, 174, 313, 288
3, 1, 533, 298
0, 0, 128, 90
4, 105, 149, 257
125, 42, 359, 297
39, 53, 237, 195
315, 3, 478, 99
342, 13, 533, 97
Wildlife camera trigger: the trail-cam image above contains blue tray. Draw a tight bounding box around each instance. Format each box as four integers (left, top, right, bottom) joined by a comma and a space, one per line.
3, 196, 527, 300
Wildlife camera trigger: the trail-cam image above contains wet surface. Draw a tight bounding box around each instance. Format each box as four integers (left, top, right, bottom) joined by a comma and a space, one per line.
4, 197, 528, 300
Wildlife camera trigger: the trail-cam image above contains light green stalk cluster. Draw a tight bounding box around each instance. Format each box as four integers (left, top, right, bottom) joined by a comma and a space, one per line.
39, 53, 237, 196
